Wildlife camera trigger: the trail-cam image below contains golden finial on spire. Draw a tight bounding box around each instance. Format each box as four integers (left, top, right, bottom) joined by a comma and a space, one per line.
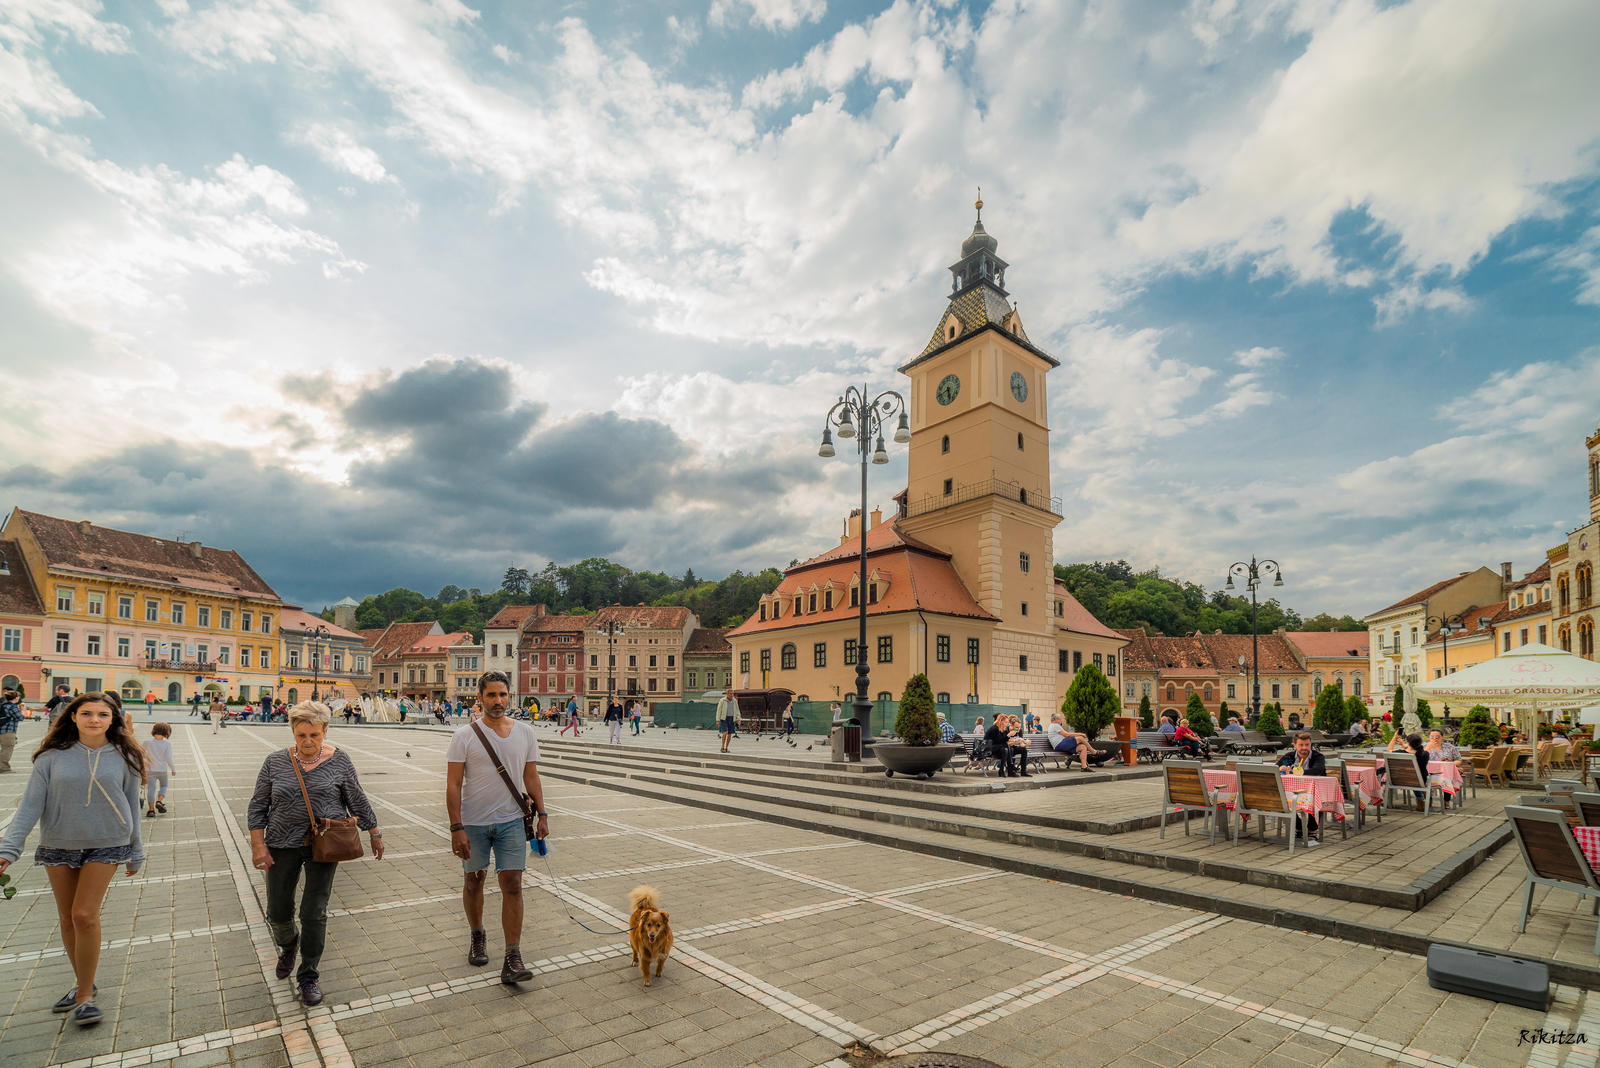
975, 186, 983, 221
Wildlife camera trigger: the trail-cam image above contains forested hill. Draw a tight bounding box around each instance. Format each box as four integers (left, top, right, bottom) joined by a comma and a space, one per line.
325, 559, 783, 640
1054, 560, 1363, 637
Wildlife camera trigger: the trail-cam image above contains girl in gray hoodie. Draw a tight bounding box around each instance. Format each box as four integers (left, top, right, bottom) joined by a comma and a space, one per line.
0, 692, 145, 1028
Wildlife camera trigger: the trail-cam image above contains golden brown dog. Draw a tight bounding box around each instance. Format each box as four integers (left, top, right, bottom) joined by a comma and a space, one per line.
628, 885, 673, 987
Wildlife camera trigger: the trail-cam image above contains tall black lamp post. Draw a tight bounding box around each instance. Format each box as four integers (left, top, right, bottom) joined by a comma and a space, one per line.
1428, 615, 1465, 722
818, 385, 910, 757
1223, 556, 1284, 726
307, 624, 331, 702
599, 618, 626, 711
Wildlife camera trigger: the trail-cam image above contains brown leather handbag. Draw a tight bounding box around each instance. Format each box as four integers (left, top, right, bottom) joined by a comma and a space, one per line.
290, 751, 364, 863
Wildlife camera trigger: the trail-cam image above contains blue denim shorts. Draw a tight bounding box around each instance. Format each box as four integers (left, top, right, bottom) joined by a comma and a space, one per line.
36, 843, 139, 868
462, 818, 526, 873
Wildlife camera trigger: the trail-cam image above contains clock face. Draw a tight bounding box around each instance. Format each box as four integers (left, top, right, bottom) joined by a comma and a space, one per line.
936, 374, 961, 406
1010, 371, 1028, 402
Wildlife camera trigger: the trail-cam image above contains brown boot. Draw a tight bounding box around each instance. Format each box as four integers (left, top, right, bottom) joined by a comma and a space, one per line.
1415, 798, 1425, 812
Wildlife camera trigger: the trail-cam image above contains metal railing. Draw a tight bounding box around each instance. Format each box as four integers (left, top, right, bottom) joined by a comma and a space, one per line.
143, 656, 213, 671
900, 477, 1062, 521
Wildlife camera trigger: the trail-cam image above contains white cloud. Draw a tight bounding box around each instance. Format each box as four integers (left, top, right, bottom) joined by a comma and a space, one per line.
292, 122, 396, 184
1234, 345, 1284, 368
490, 42, 517, 64
708, 0, 827, 33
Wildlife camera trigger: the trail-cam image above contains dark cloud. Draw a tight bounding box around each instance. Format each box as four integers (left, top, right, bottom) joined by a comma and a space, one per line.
1, 356, 823, 607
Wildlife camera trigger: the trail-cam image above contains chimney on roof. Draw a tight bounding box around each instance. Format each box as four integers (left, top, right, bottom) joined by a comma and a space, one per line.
78, 519, 91, 534
844, 508, 863, 542
189, 541, 203, 560
869, 507, 882, 530
1501, 561, 1513, 590
533, 604, 546, 618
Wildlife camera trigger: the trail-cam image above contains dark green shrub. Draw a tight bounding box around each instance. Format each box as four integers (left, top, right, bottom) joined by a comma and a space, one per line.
1312, 685, 1348, 733
1257, 704, 1284, 736
1185, 692, 1215, 736
1457, 706, 1500, 749
1062, 663, 1119, 739
894, 674, 939, 746
1415, 698, 1433, 729
1138, 693, 1153, 730
1344, 694, 1366, 727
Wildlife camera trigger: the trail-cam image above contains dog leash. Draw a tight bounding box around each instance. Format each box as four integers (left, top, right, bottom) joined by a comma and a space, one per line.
530, 839, 626, 936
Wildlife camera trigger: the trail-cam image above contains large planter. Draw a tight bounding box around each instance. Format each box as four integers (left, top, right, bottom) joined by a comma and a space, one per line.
874, 741, 964, 779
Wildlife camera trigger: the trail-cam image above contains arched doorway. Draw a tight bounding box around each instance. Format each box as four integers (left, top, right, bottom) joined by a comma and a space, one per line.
166, 682, 182, 703
1, 674, 19, 698
120, 680, 143, 702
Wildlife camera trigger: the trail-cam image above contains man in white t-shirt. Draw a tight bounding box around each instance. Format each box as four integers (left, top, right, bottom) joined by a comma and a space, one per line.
445, 671, 547, 986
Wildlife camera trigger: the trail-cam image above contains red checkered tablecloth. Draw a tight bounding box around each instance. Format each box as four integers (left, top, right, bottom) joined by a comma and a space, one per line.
1576, 826, 1600, 871
1347, 767, 1383, 807
1428, 761, 1463, 796
1201, 769, 1238, 804
1282, 774, 1347, 819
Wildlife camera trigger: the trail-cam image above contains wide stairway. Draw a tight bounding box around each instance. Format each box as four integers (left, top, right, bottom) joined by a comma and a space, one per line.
530, 733, 1599, 985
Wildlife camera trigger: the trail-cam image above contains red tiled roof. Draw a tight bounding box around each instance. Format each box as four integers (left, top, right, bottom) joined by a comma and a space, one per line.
486, 605, 544, 629
406, 631, 472, 654
588, 605, 694, 630
1284, 631, 1369, 660
12, 509, 278, 599
279, 606, 365, 641
524, 614, 590, 633
1423, 604, 1504, 645
1494, 599, 1553, 625
1200, 633, 1302, 673
686, 627, 730, 654
1113, 631, 1300, 673
1368, 569, 1502, 617
728, 526, 996, 638
1052, 582, 1125, 642
0, 540, 44, 616
1518, 561, 1551, 586
357, 628, 387, 647
371, 621, 442, 660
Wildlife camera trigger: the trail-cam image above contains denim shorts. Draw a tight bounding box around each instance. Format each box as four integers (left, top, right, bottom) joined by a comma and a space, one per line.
36, 843, 140, 868
462, 818, 527, 873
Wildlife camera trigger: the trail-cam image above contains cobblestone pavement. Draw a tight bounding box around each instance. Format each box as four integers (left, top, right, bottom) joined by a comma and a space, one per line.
0, 722, 1594, 1067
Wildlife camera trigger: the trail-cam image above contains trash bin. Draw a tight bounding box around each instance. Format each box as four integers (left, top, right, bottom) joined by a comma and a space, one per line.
830, 725, 846, 761
843, 723, 862, 762
1113, 715, 1140, 766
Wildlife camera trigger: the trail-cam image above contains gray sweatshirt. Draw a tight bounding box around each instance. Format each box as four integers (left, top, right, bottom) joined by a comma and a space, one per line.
0, 743, 145, 864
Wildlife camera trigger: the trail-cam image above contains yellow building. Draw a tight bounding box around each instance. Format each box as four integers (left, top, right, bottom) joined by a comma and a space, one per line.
1364, 566, 1505, 713
728, 204, 1126, 721
2, 509, 282, 704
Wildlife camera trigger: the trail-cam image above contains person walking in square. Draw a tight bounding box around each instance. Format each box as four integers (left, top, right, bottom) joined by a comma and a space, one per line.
209, 693, 225, 733
630, 700, 643, 736
559, 700, 581, 737
0, 685, 23, 772
605, 699, 624, 744
142, 723, 176, 816
247, 702, 383, 1006
446, 671, 547, 986
0, 693, 145, 1027
44, 682, 72, 725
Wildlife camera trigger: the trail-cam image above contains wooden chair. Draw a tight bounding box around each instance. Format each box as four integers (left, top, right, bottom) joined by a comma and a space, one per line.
1534, 740, 1555, 780
1234, 764, 1308, 854
1158, 760, 1222, 844
1505, 805, 1600, 955
1332, 762, 1364, 834
1482, 746, 1513, 788
1386, 754, 1445, 815
1550, 742, 1571, 774
1571, 792, 1600, 827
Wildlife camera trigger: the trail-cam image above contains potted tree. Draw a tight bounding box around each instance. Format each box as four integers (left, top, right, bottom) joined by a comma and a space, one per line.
876, 674, 963, 779
1457, 706, 1501, 750
1064, 662, 1121, 761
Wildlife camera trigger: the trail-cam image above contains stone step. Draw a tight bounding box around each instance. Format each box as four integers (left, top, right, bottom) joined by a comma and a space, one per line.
541, 748, 1507, 912
537, 754, 1600, 988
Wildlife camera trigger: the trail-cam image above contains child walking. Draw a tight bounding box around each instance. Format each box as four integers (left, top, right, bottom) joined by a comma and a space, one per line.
143, 723, 176, 816
0, 693, 145, 1027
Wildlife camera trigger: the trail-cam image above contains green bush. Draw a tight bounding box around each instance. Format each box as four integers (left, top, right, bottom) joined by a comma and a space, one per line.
1138, 692, 1153, 730
1344, 694, 1366, 728
1184, 692, 1215, 736
1217, 699, 1231, 725
1415, 698, 1434, 729
1062, 663, 1120, 740
894, 674, 939, 746
1312, 684, 1348, 733
1257, 704, 1284, 736
1457, 706, 1500, 749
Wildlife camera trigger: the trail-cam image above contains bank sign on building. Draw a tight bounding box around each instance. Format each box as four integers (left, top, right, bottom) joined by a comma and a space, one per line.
727, 205, 1126, 719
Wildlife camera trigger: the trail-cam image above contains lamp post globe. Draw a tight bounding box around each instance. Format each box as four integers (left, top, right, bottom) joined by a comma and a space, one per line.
1222, 556, 1284, 726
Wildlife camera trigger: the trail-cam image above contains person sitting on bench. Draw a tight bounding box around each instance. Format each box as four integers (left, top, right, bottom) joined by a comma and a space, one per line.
1173, 717, 1207, 760
1046, 714, 1111, 771
985, 715, 1028, 778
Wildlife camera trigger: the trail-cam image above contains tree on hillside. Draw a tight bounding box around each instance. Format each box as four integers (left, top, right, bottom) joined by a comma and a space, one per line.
1054, 560, 1304, 637
501, 567, 531, 596
1300, 612, 1367, 632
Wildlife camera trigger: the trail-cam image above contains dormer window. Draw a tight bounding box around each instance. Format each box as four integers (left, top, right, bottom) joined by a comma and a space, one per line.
759, 603, 767, 621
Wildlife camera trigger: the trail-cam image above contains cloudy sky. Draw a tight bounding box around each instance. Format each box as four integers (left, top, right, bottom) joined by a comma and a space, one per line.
3, 0, 1599, 617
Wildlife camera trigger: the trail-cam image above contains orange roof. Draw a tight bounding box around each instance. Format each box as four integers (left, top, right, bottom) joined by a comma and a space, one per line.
588, 605, 694, 630
1284, 631, 1369, 660
728, 520, 995, 638
524, 614, 591, 633
485, 605, 544, 629
1052, 582, 1125, 642
1370, 571, 1486, 616
1115, 631, 1300, 673
279, 606, 366, 641
406, 631, 473, 654
0, 539, 44, 616
1423, 604, 1504, 645
686, 627, 731, 654
370, 621, 442, 660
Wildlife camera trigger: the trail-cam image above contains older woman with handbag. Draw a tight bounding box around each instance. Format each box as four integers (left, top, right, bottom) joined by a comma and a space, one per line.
247, 701, 383, 1006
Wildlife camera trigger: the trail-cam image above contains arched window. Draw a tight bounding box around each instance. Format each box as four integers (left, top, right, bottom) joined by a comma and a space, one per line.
1559, 575, 1571, 612
1560, 623, 1572, 652
1312, 673, 1323, 693
1353, 673, 1363, 696
120, 680, 142, 701
167, 682, 182, 703
1202, 685, 1212, 703
780, 643, 796, 670
936, 692, 950, 704
941, 434, 950, 454
1, 674, 18, 697
1580, 618, 1595, 657
877, 691, 892, 702
287, 688, 299, 704
1165, 683, 1175, 702
1335, 673, 1345, 695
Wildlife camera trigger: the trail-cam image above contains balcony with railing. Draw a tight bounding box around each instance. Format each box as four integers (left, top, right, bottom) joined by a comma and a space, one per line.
900, 477, 1062, 522
143, 656, 217, 672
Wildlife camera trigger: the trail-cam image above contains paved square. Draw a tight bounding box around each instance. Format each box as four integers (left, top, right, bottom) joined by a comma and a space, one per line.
1, 722, 1595, 1067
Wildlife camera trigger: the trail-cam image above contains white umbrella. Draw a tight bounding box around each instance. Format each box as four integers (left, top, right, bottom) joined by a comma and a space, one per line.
1410, 643, 1600, 708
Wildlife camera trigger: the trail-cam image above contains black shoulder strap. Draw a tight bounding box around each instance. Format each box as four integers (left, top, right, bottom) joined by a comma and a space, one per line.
470, 722, 529, 815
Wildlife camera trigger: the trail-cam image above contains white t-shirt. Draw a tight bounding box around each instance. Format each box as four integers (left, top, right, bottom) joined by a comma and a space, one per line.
446, 720, 541, 826
1046, 722, 1065, 745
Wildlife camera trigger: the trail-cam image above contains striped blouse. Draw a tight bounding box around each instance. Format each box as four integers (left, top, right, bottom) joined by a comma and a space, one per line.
247, 748, 378, 849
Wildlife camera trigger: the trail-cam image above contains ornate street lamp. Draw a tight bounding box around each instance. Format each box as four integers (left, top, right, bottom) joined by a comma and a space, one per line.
819, 385, 910, 756
1223, 556, 1284, 726
1428, 615, 1466, 722
599, 618, 626, 711
307, 624, 331, 702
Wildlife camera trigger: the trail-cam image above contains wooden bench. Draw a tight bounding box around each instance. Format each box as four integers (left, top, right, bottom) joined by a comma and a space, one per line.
1135, 731, 1182, 763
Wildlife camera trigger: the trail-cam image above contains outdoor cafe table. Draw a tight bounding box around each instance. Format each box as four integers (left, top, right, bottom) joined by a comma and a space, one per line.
1429, 760, 1464, 796
1576, 826, 1600, 871
1347, 766, 1383, 807
1199, 769, 1349, 829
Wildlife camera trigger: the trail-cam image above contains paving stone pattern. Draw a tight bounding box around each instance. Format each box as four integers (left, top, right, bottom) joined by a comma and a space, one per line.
0, 721, 1594, 1066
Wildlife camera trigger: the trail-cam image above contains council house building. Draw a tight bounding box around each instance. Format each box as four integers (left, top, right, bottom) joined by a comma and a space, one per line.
728, 203, 1125, 719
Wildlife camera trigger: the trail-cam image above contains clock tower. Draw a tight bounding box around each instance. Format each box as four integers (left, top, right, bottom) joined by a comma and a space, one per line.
897, 200, 1061, 711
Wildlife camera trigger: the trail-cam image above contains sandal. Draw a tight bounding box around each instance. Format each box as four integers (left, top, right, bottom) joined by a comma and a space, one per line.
155, 801, 166, 813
